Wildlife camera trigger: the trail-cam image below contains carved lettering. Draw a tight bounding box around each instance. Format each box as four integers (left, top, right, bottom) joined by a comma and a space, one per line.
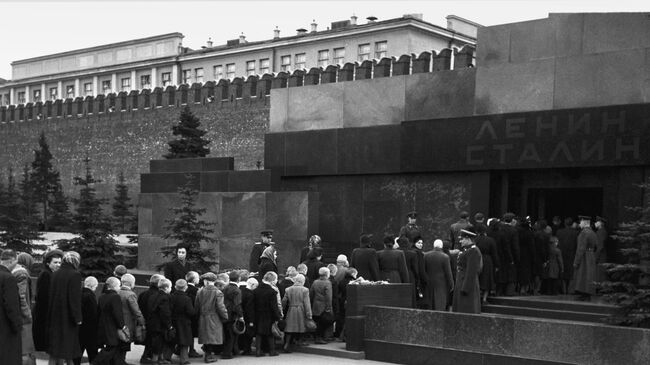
536, 116, 558, 137
549, 141, 574, 162
568, 113, 591, 135
518, 143, 541, 163
602, 110, 626, 133
505, 118, 525, 138
616, 137, 640, 160
493, 144, 514, 164
475, 120, 497, 140
581, 140, 604, 161
466, 145, 485, 165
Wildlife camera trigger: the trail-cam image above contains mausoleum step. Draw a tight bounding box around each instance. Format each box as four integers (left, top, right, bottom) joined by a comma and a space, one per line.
294, 341, 365, 360
481, 304, 609, 324
486, 296, 616, 315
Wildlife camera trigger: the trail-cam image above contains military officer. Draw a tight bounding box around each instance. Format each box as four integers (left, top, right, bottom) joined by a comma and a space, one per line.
452, 229, 483, 314
399, 211, 422, 245
249, 230, 274, 273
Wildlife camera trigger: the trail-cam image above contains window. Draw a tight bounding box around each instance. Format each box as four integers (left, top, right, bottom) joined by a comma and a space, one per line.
140, 75, 151, 89
102, 80, 112, 94
333, 47, 345, 65
18, 91, 25, 104
195, 68, 204, 83
182, 69, 192, 84
246, 61, 255, 76
49, 87, 58, 100
121, 78, 131, 92
294, 53, 306, 69
84, 83, 93, 96
66, 85, 75, 98
280, 55, 291, 72
2, 94, 9, 106
358, 43, 370, 61
213, 65, 223, 80
318, 50, 329, 68
162, 72, 171, 87
226, 63, 235, 79
259, 58, 270, 75
375, 41, 387, 59
33, 89, 41, 102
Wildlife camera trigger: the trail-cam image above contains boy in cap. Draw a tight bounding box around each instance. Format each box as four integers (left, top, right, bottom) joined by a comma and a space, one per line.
249, 230, 274, 273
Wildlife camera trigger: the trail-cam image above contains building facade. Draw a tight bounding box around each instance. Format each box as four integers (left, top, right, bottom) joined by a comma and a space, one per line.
0, 14, 477, 107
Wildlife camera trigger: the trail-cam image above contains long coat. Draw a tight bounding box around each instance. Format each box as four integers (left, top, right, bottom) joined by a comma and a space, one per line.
97, 289, 125, 347
516, 227, 535, 286
305, 258, 326, 284
496, 224, 519, 284
32, 267, 53, 351
249, 242, 267, 272
253, 282, 281, 336
573, 227, 598, 295
557, 227, 578, 281
350, 247, 380, 281
258, 257, 278, 278
195, 285, 228, 344
147, 291, 172, 335
377, 247, 409, 283
222, 283, 243, 322
79, 287, 99, 352
170, 291, 195, 346
452, 246, 482, 314
282, 285, 312, 333
240, 286, 255, 327
47, 262, 82, 359
546, 245, 564, 279
0, 265, 22, 365
596, 227, 608, 263
185, 284, 199, 337
118, 286, 145, 341
423, 249, 454, 311
475, 235, 500, 292
12, 265, 35, 355
310, 278, 332, 316
164, 259, 190, 286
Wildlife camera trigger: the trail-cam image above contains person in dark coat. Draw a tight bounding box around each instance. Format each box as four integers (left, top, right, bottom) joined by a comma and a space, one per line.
452, 229, 483, 314
411, 237, 428, 308
475, 224, 500, 302
220, 272, 243, 359
557, 217, 578, 294
0, 249, 22, 365
47, 251, 83, 363
336, 268, 357, 341
377, 235, 409, 283
304, 247, 326, 284
327, 263, 341, 340
516, 218, 535, 295
164, 244, 191, 286
543, 236, 564, 295
253, 271, 281, 357
12, 252, 36, 365
299, 235, 322, 265
449, 211, 473, 251
278, 266, 298, 300
238, 277, 258, 356
533, 220, 551, 294
149, 278, 173, 364
258, 246, 279, 278
424, 240, 454, 311
184, 271, 202, 358
138, 273, 164, 363
350, 234, 380, 281
397, 236, 419, 306
595, 216, 609, 281
399, 211, 422, 245
74, 276, 99, 365
170, 279, 196, 364
310, 267, 334, 344
32, 249, 63, 352
573, 216, 598, 299
496, 213, 519, 296
95, 277, 126, 365
249, 230, 274, 273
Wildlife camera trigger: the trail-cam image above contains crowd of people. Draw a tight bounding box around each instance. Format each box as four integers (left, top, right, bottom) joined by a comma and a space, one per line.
0, 210, 609, 365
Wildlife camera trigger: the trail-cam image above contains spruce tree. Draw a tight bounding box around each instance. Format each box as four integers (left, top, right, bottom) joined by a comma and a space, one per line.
47, 183, 72, 232
0, 167, 42, 253
30, 132, 62, 230
112, 171, 136, 233
164, 106, 211, 159
159, 174, 217, 272
56, 157, 120, 279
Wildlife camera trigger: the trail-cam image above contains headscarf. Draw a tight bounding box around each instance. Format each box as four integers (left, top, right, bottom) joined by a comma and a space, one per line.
260, 246, 276, 263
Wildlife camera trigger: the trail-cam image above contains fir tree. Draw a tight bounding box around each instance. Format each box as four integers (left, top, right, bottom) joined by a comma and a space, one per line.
164, 106, 211, 159
112, 171, 136, 233
159, 174, 217, 272
47, 183, 72, 232
56, 157, 120, 279
0, 167, 42, 253
30, 132, 62, 230
596, 179, 650, 328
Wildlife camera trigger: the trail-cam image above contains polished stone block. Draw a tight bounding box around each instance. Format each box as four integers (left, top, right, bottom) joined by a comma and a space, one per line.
365, 306, 443, 347
264, 133, 285, 174
138, 194, 152, 235
405, 69, 476, 121
269, 87, 289, 132
284, 129, 338, 175
221, 192, 266, 237
285, 83, 345, 132
345, 316, 365, 352
141, 172, 201, 193
347, 284, 413, 317
265, 192, 310, 240
512, 319, 595, 364
582, 13, 650, 55
149, 157, 234, 173
137, 234, 176, 270
200, 172, 229, 192
227, 170, 277, 192
442, 312, 514, 355
337, 125, 401, 174
508, 18, 556, 64
552, 13, 585, 58
342, 76, 406, 128
476, 23, 511, 68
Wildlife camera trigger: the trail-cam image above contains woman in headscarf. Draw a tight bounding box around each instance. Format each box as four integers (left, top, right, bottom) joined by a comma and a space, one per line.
281, 274, 312, 353
12, 252, 36, 365
310, 267, 333, 344
258, 246, 278, 278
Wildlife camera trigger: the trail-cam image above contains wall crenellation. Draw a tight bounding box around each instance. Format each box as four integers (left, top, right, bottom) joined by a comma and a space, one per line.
0, 46, 474, 124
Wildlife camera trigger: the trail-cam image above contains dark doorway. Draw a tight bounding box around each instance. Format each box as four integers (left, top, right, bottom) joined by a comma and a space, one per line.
527, 187, 603, 223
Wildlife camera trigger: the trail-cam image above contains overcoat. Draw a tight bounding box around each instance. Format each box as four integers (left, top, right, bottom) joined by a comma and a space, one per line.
423, 249, 454, 311
546, 245, 564, 279
32, 267, 53, 351
399, 247, 419, 285
452, 246, 482, 314
12, 265, 35, 355
596, 227, 608, 263
305, 258, 326, 284
413, 247, 427, 293
164, 259, 190, 286
47, 262, 82, 359
222, 283, 243, 321
533, 230, 551, 277
170, 290, 195, 346
97, 289, 125, 347
0, 265, 22, 365
557, 227, 578, 281
258, 257, 278, 278
282, 285, 312, 333
496, 223, 519, 284
147, 290, 172, 335
79, 287, 99, 354
185, 284, 199, 337
573, 227, 598, 295
249, 242, 267, 272
350, 247, 380, 281
377, 247, 409, 283
310, 278, 333, 316
240, 286, 255, 327
399, 223, 421, 244
253, 282, 281, 336
475, 235, 500, 292
138, 285, 158, 322
118, 286, 145, 341
195, 285, 228, 344
516, 227, 535, 286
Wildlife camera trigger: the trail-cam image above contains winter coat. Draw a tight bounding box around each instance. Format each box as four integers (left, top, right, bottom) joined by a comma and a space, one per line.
12, 265, 35, 355
138, 285, 158, 323
399, 247, 419, 285
118, 286, 145, 342
546, 245, 564, 279
185, 284, 199, 337
573, 227, 598, 295
79, 287, 99, 351
164, 259, 190, 286
253, 282, 281, 336
170, 291, 195, 346
496, 223, 519, 284
596, 227, 608, 263
310, 278, 332, 316
557, 227, 578, 281
32, 267, 53, 351
97, 289, 125, 347
147, 291, 172, 335
305, 258, 326, 284
377, 247, 409, 283
399, 223, 422, 245
258, 257, 278, 278
516, 227, 535, 286
195, 285, 228, 344
350, 247, 380, 281
533, 230, 551, 276
47, 262, 82, 359
423, 249, 454, 311
0, 265, 22, 365
282, 285, 312, 333
476, 235, 500, 292
240, 286, 255, 327
222, 283, 243, 322
452, 246, 482, 314
249, 242, 267, 272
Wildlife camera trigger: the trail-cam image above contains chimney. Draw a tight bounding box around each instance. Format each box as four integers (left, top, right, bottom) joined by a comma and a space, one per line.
273, 26, 280, 39
206, 37, 213, 47
296, 28, 307, 36
239, 32, 246, 44
367, 16, 377, 23
350, 14, 357, 25
311, 20, 317, 32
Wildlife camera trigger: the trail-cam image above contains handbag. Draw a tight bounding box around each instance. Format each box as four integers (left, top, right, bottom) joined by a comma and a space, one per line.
134, 323, 146, 344
233, 317, 246, 335
271, 321, 284, 340
117, 326, 130, 342
163, 326, 176, 342
277, 318, 287, 332
305, 318, 317, 332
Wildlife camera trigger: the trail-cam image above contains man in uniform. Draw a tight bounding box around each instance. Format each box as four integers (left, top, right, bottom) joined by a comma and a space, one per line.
449, 211, 473, 251
249, 230, 274, 273
573, 215, 598, 300
496, 212, 519, 296
399, 211, 422, 245
452, 229, 483, 314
